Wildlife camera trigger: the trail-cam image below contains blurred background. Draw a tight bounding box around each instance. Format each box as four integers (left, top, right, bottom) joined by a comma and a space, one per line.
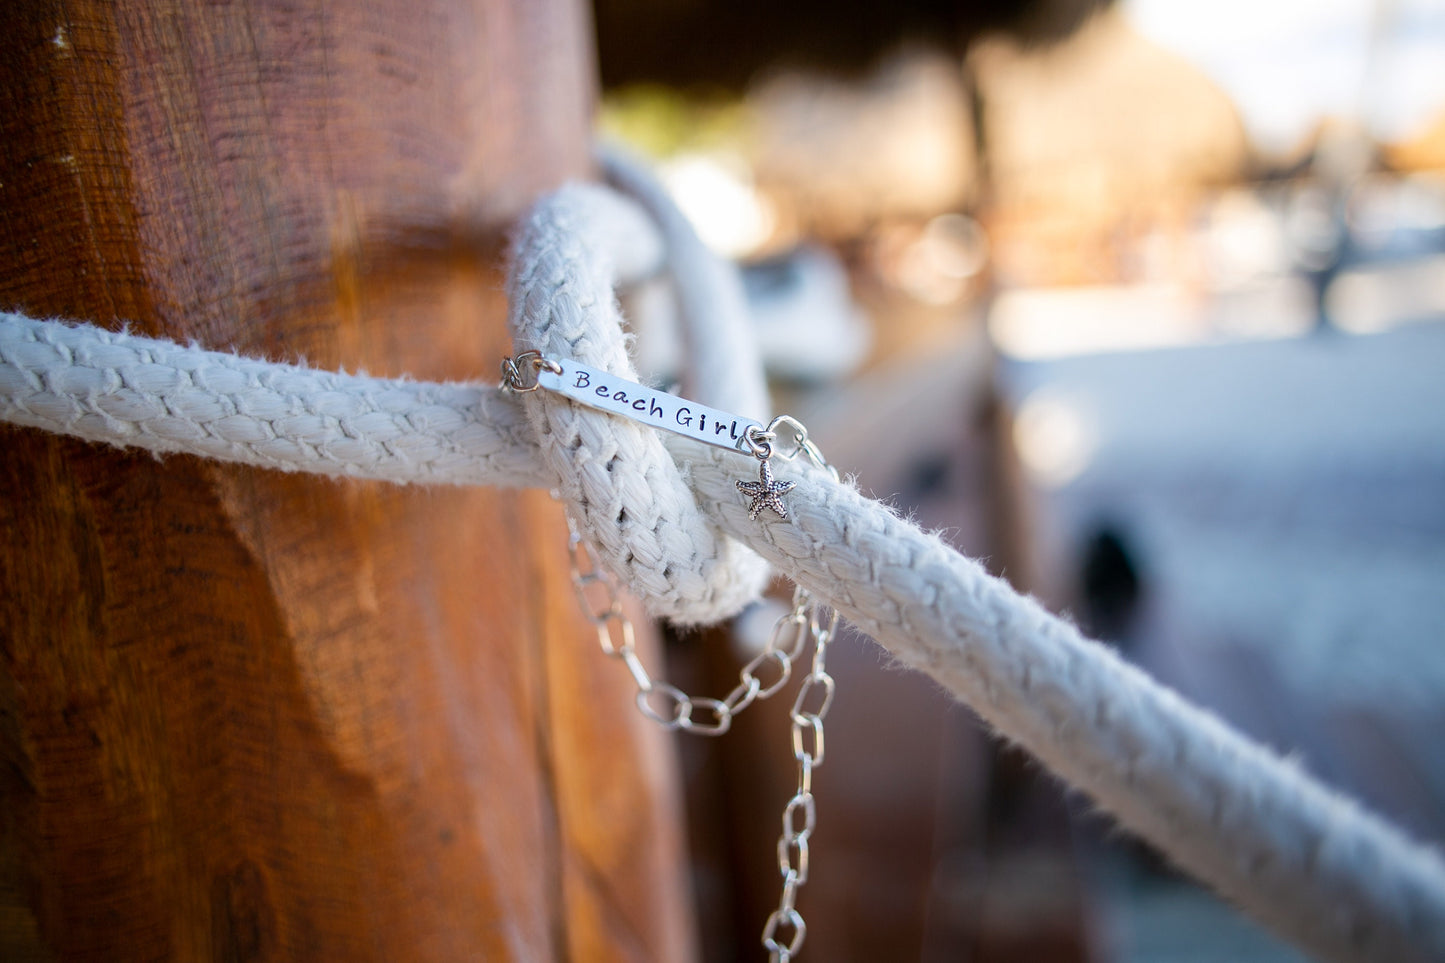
590, 0, 1445, 959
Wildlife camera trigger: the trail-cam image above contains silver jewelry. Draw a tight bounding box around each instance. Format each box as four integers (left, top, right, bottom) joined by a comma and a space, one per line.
503, 353, 767, 455
737, 456, 796, 520
504, 353, 839, 961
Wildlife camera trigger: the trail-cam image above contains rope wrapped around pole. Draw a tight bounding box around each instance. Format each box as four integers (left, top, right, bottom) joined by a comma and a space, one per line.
2, 157, 1443, 962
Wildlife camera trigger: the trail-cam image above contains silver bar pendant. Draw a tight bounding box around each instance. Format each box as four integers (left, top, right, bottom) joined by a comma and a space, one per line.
535, 358, 765, 455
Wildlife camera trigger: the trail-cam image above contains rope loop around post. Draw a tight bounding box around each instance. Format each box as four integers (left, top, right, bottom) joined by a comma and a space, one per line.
1, 150, 1443, 963
506, 176, 773, 624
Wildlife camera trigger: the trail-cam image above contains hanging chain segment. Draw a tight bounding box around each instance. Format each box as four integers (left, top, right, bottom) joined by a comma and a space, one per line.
765, 600, 836, 963
564, 525, 831, 742
565, 529, 838, 961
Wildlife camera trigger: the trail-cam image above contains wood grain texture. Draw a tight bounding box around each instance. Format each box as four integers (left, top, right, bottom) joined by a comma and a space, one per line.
0, 2, 696, 959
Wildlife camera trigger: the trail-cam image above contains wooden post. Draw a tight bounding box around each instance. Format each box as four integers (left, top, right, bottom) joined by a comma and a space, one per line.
0, 2, 695, 959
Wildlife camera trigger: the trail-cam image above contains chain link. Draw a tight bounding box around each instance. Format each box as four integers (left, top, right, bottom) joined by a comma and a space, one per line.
499, 349, 561, 392
565, 525, 830, 741
554, 414, 838, 961
767, 597, 836, 963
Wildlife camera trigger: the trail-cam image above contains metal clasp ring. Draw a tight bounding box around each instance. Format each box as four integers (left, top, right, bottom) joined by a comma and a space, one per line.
500, 350, 562, 392
742, 424, 776, 460
758, 415, 838, 479
763, 415, 809, 461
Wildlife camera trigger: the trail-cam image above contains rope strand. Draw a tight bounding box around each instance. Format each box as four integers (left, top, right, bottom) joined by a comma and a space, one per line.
0, 311, 549, 489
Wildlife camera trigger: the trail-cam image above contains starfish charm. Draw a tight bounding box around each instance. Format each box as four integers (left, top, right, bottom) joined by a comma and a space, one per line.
737, 458, 796, 520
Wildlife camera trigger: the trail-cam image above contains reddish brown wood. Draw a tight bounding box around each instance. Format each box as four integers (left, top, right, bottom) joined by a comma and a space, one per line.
0, 2, 695, 959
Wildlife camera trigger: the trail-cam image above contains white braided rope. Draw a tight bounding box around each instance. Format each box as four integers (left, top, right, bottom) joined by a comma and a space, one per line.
2, 170, 1443, 961
0, 311, 551, 489
507, 180, 772, 624
0, 184, 667, 495
673, 444, 1445, 963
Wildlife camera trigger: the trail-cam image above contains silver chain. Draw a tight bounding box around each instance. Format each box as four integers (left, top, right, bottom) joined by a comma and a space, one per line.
565, 530, 837, 961
763, 598, 837, 963
516, 351, 839, 959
